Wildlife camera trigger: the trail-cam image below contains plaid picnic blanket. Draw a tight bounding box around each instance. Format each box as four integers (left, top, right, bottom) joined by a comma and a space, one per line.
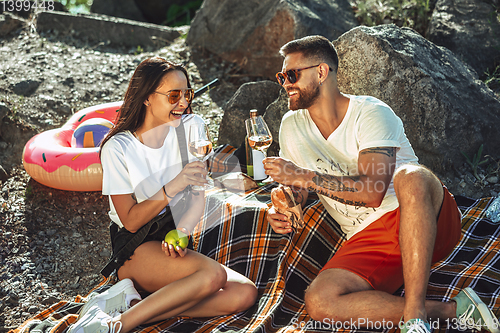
10, 146, 500, 333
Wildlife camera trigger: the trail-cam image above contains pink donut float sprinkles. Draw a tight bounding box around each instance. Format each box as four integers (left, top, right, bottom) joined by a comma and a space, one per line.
22, 101, 122, 191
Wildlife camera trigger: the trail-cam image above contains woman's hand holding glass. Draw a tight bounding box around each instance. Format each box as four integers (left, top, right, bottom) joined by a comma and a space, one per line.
165, 160, 208, 198
188, 123, 214, 191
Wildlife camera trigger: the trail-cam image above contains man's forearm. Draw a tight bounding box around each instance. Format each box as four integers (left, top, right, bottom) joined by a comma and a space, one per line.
305, 168, 395, 207
306, 172, 369, 207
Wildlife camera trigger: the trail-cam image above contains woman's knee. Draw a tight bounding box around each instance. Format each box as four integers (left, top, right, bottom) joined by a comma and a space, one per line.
199, 261, 227, 295
226, 283, 258, 313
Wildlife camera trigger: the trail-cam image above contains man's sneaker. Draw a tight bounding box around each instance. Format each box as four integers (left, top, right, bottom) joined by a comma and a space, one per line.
401, 319, 432, 333
79, 279, 141, 319
69, 306, 122, 333
452, 287, 500, 333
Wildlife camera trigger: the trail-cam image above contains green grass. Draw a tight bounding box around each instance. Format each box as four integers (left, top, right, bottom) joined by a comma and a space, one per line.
55, 0, 92, 14
351, 0, 433, 36
484, 65, 500, 97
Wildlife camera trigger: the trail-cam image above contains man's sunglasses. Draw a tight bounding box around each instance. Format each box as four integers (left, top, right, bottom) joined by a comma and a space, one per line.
275, 64, 320, 86
154, 88, 194, 104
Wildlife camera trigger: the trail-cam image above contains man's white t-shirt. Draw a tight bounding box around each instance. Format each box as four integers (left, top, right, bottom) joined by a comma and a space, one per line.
100, 114, 202, 228
279, 95, 418, 239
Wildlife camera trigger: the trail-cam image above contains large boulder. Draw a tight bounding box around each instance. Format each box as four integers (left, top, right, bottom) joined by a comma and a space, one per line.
427, 0, 500, 77
217, 81, 283, 149
334, 24, 500, 177
0, 13, 25, 37
263, 88, 289, 157
36, 11, 180, 49
187, 0, 358, 80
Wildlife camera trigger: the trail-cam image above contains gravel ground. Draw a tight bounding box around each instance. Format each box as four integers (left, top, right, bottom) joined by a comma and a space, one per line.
0, 21, 252, 331
1, 17, 499, 332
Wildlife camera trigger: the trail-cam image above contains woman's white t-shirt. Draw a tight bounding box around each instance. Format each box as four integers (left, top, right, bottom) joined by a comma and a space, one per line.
100, 114, 202, 228
279, 95, 418, 239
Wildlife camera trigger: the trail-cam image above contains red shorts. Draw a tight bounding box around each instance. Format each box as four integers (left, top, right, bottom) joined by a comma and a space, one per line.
319, 185, 462, 294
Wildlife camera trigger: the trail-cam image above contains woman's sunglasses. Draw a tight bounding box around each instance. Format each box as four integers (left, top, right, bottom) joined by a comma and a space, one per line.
155, 88, 194, 104
275, 64, 320, 86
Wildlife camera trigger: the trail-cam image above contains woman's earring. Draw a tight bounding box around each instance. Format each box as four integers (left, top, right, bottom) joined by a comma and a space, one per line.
145, 101, 150, 106
319, 81, 323, 86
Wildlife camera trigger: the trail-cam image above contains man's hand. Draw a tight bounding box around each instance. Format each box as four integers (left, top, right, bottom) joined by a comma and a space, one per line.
263, 157, 313, 188
267, 206, 293, 234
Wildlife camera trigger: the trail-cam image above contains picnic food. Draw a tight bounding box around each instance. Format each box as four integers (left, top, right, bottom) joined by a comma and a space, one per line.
164, 229, 189, 250
22, 101, 121, 191
271, 184, 305, 230
215, 172, 259, 192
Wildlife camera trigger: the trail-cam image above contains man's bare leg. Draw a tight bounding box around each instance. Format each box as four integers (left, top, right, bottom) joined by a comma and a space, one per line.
394, 164, 444, 322
304, 165, 456, 327
305, 268, 455, 326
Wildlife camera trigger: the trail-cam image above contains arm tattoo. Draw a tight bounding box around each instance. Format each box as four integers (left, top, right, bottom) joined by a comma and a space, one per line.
312, 172, 359, 192
308, 185, 367, 207
360, 147, 396, 157
131, 193, 137, 203
309, 172, 367, 206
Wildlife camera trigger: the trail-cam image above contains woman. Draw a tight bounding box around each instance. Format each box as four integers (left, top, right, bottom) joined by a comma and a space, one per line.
69, 57, 257, 333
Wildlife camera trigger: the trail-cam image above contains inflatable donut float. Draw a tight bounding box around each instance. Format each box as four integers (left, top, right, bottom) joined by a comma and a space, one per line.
22, 101, 122, 191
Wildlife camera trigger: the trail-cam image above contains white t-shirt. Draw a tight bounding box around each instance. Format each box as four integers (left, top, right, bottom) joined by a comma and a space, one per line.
100, 114, 202, 227
279, 95, 418, 239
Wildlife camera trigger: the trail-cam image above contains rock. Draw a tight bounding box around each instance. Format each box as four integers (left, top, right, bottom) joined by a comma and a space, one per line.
72, 216, 83, 224
99, 248, 111, 258
0, 165, 10, 184
36, 11, 181, 49
0, 1, 66, 19
46, 229, 57, 236
0, 13, 25, 37
11, 79, 41, 96
218, 81, 283, 149
427, 0, 500, 78
263, 89, 290, 157
90, 0, 146, 22
187, 0, 358, 79
488, 176, 499, 184
6, 294, 19, 305
0, 102, 8, 139
41, 295, 59, 305
333, 24, 500, 178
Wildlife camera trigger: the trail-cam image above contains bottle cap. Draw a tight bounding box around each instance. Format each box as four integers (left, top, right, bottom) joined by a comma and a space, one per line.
250, 109, 258, 117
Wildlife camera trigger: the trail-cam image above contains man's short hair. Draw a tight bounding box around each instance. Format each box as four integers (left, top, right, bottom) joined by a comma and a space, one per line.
279, 35, 339, 72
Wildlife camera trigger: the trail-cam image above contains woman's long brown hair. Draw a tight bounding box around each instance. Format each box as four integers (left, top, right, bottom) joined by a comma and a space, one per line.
99, 57, 191, 157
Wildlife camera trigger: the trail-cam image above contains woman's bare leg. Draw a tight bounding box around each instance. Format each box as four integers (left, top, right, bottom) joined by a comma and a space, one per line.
115, 241, 257, 332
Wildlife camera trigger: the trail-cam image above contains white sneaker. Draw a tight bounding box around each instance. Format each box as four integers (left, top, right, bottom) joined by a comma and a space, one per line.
401, 319, 432, 333
453, 287, 500, 333
79, 279, 141, 319
69, 306, 122, 333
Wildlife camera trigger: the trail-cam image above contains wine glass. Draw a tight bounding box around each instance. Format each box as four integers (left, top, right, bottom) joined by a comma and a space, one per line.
188, 122, 214, 191
245, 116, 273, 182
245, 116, 273, 156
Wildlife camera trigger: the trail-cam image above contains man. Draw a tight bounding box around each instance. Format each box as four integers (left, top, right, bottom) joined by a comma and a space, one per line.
264, 35, 499, 333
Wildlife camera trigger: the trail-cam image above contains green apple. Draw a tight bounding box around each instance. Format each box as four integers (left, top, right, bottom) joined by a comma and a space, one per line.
164, 229, 189, 250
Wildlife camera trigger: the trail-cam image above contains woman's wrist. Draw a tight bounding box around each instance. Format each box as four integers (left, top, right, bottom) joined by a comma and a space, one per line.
177, 227, 191, 237
163, 185, 175, 199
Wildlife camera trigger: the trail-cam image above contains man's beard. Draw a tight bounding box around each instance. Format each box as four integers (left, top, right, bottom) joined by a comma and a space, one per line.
288, 83, 320, 110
